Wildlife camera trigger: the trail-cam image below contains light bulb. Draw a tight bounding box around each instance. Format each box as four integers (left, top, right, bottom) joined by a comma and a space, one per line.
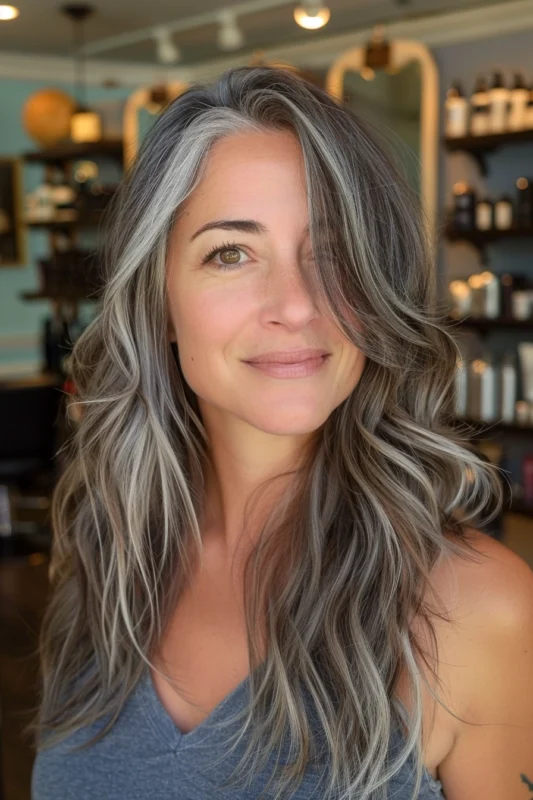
293, 2, 330, 30
0, 5, 19, 20
153, 27, 181, 64
217, 10, 244, 51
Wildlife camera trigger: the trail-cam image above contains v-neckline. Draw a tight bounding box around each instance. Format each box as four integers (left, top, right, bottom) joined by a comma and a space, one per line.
142, 666, 253, 745
139, 668, 444, 792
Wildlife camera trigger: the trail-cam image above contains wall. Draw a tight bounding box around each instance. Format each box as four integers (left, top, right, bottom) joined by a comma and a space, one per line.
0, 78, 132, 376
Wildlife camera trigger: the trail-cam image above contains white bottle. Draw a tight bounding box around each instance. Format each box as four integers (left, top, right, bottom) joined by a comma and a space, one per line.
500, 352, 517, 422
489, 70, 510, 133
494, 194, 513, 229
455, 356, 468, 417
475, 197, 493, 230
470, 76, 491, 136
524, 83, 533, 130
445, 81, 469, 138
508, 72, 530, 131
482, 271, 501, 318
479, 354, 499, 422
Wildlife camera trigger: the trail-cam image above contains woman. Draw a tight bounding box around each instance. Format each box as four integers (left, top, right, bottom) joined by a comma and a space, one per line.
30, 65, 533, 800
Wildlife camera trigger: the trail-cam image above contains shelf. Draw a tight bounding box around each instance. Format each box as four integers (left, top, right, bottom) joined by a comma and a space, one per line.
25, 210, 107, 229
443, 128, 533, 175
20, 290, 102, 303
445, 314, 533, 334
444, 223, 533, 251
453, 416, 533, 435
23, 139, 123, 165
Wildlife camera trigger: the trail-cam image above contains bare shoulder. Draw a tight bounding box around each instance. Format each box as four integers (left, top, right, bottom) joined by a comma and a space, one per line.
440, 527, 533, 624
435, 528, 533, 798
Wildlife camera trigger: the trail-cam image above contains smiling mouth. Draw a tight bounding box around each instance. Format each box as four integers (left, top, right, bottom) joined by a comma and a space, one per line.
244, 354, 330, 377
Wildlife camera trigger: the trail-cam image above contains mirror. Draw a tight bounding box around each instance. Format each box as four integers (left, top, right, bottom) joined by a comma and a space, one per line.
326, 38, 439, 251
122, 82, 189, 170
0, 157, 26, 268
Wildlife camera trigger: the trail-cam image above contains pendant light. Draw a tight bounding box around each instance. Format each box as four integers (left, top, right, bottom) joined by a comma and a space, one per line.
61, 3, 102, 144
293, 0, 330, 30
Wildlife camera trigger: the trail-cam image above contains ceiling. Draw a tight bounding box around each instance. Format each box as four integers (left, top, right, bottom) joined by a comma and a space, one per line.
0, 0, 511, 67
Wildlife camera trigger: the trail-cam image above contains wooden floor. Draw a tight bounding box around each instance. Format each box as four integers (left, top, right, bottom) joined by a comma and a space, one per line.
0, 553, 50, 800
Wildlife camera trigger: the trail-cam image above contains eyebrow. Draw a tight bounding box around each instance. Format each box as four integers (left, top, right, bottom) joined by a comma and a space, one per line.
189, 219, 311, 242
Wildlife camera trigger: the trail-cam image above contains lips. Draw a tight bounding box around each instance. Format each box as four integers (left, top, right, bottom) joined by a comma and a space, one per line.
245, 349, 330, 365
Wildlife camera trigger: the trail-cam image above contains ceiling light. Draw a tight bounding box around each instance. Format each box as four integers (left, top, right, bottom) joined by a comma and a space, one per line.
0, 5, 19, 20
217, 10, 244, 51
293, 1, 330, 30
61, 4, 102, 143
153, 26, 181, 64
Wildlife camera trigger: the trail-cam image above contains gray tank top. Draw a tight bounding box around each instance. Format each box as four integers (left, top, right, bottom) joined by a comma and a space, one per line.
32, 667, 446, 799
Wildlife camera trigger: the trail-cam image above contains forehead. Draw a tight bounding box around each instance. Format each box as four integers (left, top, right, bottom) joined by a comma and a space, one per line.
176, 130, 309, 227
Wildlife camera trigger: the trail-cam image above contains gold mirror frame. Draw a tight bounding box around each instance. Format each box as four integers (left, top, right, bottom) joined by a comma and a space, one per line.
326, 39, 439, 255
0, 156, 27, 268
123, 81, 190, 171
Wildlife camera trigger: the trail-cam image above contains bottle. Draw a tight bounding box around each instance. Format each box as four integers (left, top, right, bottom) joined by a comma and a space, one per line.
455, 356, 468, 417
488, 70, 510, 133
524, 83, 533, 129
516, 177, 533, 227
479, 352, 499, 422
475, 196, 494, 230
494, 194, 513, 229
500, 352, 517, 422
452, 182, 477, 230
522, 455, 533, 504
469, 76, 491, 136
482, 270, 501, 318
49, 168, 77, 221
508, 72, 530, 131
445, 81, 469, 138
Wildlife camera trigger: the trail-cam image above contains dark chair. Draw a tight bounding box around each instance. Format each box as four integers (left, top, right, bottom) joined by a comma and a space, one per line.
0, 375, 64, 560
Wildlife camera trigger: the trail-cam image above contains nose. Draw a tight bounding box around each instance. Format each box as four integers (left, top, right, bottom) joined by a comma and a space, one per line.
260, 259, 321, 328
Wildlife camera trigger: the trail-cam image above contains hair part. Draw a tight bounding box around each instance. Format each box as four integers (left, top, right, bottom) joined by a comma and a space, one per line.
28, 65, 504, 800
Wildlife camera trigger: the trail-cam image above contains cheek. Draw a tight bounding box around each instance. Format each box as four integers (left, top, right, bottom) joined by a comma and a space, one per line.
171, 288, 246, 365
340, 348, 366, 396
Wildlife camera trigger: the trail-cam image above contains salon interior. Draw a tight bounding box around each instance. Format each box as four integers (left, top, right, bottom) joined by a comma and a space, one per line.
1, 0, 533, 796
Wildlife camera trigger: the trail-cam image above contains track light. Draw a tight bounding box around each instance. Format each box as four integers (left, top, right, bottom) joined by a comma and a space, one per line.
0, 5, 19, 20
293, 0, 330, 30
153, 26, 181, 64
217, 10, 244, 51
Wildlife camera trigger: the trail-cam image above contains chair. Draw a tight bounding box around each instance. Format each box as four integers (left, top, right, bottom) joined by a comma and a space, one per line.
0, 375, 64, 560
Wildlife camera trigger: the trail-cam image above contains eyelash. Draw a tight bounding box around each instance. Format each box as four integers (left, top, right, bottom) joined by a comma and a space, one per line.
200, 240, 247, 271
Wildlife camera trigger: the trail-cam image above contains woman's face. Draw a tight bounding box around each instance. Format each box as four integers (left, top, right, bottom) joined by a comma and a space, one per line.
166, 128, 366, 438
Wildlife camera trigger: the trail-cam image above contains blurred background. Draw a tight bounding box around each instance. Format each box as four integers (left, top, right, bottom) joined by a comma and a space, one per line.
1, 0, 533, 797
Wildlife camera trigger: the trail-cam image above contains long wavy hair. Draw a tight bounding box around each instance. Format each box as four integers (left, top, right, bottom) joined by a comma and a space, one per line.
29, 65, 504, 800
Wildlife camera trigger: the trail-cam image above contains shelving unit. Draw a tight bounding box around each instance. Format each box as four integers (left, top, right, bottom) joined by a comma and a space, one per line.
22, 138, 123, 165
19, 139, 123, 375
25, 209, 107, 230
445, 314, 533, 336
443, 128, 533, 174
443, 126, 533, 521
444, 223, 533, 256
20, 140, 122, 305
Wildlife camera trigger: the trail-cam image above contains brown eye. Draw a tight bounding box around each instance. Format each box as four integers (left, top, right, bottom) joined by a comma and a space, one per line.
201, 241, 249, 271
220, 248, 241, 264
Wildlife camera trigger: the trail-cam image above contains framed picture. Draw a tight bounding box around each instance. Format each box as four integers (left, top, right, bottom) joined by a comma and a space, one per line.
0, 157, 26, 267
